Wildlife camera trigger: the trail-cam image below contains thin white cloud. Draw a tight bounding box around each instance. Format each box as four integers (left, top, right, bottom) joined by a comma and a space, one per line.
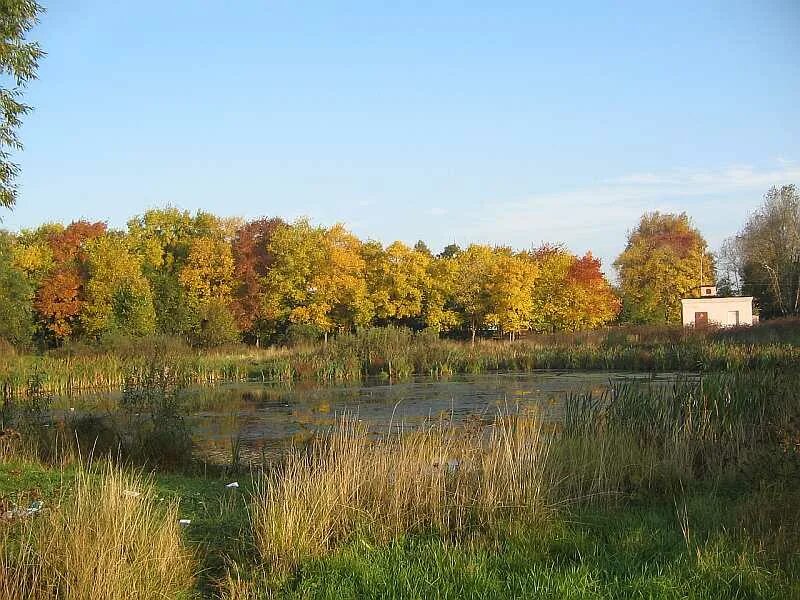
427, 207, 448, 216
604, 163, 800, 195
460, 161, 800, 273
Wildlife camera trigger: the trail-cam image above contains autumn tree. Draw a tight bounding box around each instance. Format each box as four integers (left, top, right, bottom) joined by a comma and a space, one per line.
81, 233, 156, 338
421, 254, 460, 332
127, 208, 221, 336
34, 221, 107, 343
11, 223, 59, 289
528, 246, 619, 332
452, 245, 498, 343
0, 231, 34, 345
264, 221, 371, 341
178, 236, 238, 343
231, 217, 283, 343
614, 213, 713, 324
0, 0, 43, 208
486, 250, 538, 339
528, 245, 575, 333
562, 252, 620, 330
262, 219, 327, 337
364, 240, 429, 326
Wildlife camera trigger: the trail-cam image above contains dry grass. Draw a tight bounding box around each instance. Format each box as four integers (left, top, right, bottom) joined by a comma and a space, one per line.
252, 413, 553, 569
218, 567, 274, 600
0, 463, 194, 600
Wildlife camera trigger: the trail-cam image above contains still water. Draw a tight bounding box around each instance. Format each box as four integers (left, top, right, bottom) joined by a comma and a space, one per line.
174, 371, 681, 463
54, 371, 684, 464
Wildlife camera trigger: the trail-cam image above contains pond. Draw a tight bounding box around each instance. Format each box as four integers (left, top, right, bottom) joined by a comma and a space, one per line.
52, 370, 688, 465
187, 371, 686, 463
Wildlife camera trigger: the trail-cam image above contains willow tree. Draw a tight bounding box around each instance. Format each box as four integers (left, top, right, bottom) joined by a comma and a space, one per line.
614, 212, 713, 324
0, 0, 43, 209
732, 185, 800, 318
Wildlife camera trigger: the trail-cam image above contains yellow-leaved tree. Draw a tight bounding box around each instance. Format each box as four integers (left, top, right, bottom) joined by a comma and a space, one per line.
82, 233, 156, 338
528, 245, 575, 333
452, 245, 499, 344
614, 213, 713, 324
421, 254, 460, 333
264, 221, 372, 341
178, 236, 238, 345
486, 249, 538, 340
364, 240, 429, 325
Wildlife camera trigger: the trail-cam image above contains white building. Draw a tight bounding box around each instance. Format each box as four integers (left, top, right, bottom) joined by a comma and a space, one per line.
681, 286, 754, 328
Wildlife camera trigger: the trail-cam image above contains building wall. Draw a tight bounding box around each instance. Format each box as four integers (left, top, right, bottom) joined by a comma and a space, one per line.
681, 297, 754, 327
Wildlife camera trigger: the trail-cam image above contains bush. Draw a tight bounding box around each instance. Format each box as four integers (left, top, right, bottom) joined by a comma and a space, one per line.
193, 300, 240, 348
284, 323, 323, 347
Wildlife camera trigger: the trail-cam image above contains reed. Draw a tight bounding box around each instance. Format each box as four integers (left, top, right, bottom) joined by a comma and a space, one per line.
0, 463, 195, 600
250, 367, 799, 569
558, 368, 798, 498
4, 325, 800, 398
252, 413, 552, 569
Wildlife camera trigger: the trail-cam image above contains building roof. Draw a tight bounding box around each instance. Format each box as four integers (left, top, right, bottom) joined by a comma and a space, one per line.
681, 296, 753, 303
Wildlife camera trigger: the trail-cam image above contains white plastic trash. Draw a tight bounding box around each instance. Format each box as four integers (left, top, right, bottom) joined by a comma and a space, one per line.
178, 519, 191, 526
225, 482, 239, 488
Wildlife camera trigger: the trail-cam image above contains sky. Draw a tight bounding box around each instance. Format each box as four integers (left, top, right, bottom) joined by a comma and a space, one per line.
1, 1, 799, 272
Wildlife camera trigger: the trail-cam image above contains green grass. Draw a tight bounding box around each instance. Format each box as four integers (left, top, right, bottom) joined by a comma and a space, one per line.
223, 486, 800, 599
4, 459, 797, 599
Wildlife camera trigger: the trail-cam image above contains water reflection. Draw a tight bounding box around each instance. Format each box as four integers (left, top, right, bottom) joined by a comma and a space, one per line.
178, 371, 682, 464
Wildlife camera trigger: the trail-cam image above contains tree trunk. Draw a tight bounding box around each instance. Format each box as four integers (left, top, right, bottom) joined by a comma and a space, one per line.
324, 331, 328, 345
471, 325, 476, 346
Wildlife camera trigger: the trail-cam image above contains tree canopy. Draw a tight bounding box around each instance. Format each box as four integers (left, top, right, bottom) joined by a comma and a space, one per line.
614, 212, 714, 324
723, 185, 800, 319
1, 210, 624, 348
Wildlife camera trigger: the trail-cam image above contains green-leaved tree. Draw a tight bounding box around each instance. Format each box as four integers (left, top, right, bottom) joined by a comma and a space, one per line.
0, 0, 44, 208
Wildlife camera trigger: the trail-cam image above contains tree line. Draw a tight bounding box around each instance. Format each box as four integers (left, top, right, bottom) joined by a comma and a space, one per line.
0, 184, 796, 349
0, 210, 619, 348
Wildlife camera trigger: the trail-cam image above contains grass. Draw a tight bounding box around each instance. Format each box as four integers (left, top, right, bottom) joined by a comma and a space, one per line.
0, 462, 195, 599
1, 450, 798, 599
0, 357, 798, 598
253, 414, 551, 570
223, 488, 800, 600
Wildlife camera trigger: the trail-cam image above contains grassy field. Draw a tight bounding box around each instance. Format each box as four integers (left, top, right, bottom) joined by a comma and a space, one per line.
1, 325, 799, 598
1, 461, 797, 599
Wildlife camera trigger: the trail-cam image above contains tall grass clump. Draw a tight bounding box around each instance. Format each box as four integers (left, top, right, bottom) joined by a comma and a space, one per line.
0, 463, 195, 599
252, 413, 552, 569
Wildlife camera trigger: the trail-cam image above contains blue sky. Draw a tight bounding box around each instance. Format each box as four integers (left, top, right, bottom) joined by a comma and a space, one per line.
2, 1, 799, 271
